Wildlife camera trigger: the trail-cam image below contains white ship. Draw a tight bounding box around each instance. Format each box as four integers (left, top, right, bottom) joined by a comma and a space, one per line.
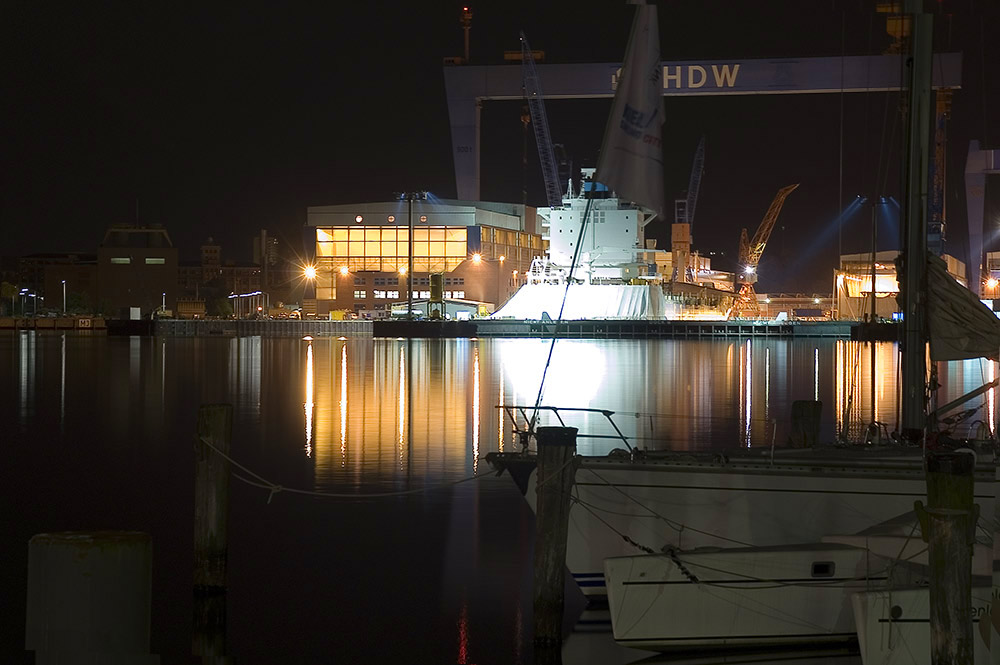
491, 169, 735, 321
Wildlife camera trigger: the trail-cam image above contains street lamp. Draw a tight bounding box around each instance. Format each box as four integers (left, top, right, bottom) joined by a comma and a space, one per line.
62, 279, 66, 315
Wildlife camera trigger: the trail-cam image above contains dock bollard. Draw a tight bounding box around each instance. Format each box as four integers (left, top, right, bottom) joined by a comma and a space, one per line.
533, 426, 578, 648
25, 531, 158, 664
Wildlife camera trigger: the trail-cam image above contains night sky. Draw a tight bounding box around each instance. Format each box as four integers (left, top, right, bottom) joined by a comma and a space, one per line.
3, 1, 998, 292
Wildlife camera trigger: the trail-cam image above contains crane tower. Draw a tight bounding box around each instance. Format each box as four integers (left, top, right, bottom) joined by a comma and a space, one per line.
729, 183, 799, 319
520, 31, 564, 208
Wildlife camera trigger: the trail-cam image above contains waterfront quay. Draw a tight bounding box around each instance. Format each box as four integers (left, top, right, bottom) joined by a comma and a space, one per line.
3, 317, 858, 339
137, 318, 855, 339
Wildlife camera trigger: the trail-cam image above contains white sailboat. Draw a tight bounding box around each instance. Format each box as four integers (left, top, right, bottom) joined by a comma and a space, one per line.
602, 511, 993, 654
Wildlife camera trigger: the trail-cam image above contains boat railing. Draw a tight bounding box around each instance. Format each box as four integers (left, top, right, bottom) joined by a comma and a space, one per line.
497, 404, 633, 453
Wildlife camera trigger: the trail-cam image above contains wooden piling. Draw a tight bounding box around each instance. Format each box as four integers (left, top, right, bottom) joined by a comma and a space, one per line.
788, 400, 822, 447
533, 426, 578, 648
194, 403, 233, 663
915, 450, 977, 665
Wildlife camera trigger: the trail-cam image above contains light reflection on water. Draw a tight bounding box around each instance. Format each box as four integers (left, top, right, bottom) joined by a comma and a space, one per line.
14, 335, 1000, 483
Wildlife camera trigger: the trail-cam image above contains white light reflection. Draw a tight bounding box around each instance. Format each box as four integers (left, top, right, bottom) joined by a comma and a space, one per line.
473, 349, 480, 474
501, 340, 606, 409
743, 339, 752, 447
304, 341, 314, 457
764, 346, 770, 423
19, 331, 33, 425
340, 342, 347, 466
814, 347, 819, 401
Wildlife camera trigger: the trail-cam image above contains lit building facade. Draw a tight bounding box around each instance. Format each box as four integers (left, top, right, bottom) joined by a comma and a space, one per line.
306, 200, 544, 317
833, 250, 966, 320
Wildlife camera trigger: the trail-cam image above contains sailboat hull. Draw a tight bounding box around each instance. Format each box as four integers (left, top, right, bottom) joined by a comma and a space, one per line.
604, 544, 901, 652
504, 453, 996, 599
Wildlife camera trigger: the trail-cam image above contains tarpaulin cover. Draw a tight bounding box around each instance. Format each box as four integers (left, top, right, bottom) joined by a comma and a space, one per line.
490, 284, 667, 320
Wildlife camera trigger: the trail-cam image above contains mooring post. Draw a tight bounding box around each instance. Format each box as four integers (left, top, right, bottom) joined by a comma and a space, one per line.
788, 400, 822, 448
533, 426, 578, 648
194, 403, 233, 663
915, 450, 977, 665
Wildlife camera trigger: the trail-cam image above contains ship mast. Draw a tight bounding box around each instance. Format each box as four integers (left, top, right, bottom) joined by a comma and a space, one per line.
898, 0, 933, 442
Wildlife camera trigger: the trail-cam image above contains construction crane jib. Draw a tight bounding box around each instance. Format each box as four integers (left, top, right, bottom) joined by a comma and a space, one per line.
730, 183, 799, 319
520, 31, 564, 209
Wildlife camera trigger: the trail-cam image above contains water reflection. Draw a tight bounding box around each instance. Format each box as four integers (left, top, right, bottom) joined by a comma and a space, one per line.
304, 340, 314, 457
498, 365, 505, 452
60, 333, 66, 432
741, 339, 751, 447
339, 342, 347, 466
19, 331, 35, 426
301, 338, 1000, 489
13, 334, 998, 484
228, 336, 261, 417
473, 348, 480, 475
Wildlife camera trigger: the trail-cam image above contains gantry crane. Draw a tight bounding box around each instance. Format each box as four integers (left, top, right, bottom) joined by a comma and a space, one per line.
729, 183, 799, 319
520, 31, 564, 208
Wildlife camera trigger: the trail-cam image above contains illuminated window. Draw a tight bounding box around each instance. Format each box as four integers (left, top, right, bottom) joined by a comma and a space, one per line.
374, 290, 387, 299
353, 290, 366, 299
111, 257, 131, 264
418, 291, 430, 298
453, 291, 465, 299
145, 257, 165, 264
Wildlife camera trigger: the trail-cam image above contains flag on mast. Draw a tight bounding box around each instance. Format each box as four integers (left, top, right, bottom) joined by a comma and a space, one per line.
595, 2, 665, 217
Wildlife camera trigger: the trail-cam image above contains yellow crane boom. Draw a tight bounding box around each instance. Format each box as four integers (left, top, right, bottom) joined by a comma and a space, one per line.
730, 183, 799, 319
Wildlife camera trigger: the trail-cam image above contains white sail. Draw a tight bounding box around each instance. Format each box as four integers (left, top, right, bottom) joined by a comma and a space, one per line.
924, 252, 1000, 361
595, 2, 665, 217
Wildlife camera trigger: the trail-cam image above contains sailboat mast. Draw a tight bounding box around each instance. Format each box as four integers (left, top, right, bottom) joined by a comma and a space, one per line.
899, 1, 934, 441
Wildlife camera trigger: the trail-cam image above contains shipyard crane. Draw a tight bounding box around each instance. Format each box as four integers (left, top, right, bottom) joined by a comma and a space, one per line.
673, 137, 705, 282
520, 31, 564, 208
675, 136, 705, 228
729, 183, 799, 319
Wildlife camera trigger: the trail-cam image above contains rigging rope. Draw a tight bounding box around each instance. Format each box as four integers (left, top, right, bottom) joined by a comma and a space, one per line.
529, 195, 596, 432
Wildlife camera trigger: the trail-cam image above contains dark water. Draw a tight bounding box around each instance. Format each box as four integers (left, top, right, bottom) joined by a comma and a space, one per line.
2, 332, 993, 663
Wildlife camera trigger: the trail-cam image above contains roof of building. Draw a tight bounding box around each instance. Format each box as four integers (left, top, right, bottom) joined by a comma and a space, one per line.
306, 199, 534, 232
100, 226, 174, 249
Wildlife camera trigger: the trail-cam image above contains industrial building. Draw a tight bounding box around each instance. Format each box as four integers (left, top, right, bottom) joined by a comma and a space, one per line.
833, 251, 967, 321
305, 199, 545, 318
96, 226, 178, 315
